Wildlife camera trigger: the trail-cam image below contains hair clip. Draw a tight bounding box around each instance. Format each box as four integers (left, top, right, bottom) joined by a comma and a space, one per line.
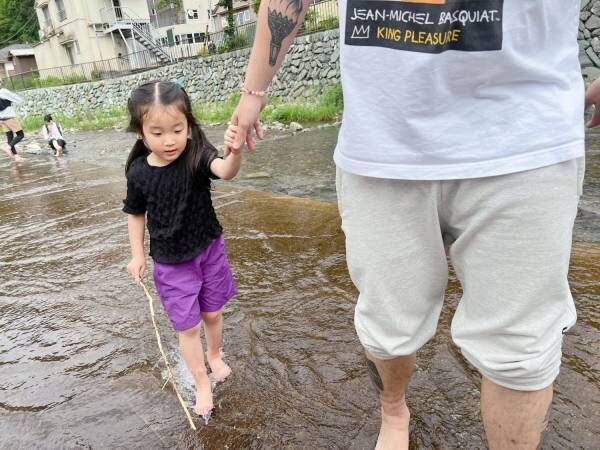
174, 80, 184, 89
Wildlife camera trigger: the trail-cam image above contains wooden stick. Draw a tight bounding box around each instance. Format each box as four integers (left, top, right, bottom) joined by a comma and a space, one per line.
140, 280, 197, 431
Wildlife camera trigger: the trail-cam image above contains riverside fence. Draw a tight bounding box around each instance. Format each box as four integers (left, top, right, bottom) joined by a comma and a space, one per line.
1, 0, 339, 91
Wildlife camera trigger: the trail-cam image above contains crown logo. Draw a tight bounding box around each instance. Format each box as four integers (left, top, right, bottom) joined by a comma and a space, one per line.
351, 25, 370, 39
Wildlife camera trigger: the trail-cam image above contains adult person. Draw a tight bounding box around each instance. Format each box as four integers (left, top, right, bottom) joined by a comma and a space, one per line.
229, 1, 591, 448
42, 114, 67, 157
0, 84, 25, 162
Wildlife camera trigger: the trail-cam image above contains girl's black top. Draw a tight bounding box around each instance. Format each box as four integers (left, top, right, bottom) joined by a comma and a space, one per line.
122, 144, 223, 263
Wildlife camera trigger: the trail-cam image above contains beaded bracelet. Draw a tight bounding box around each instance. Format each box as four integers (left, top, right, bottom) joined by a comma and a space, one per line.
240, 85, 267, 97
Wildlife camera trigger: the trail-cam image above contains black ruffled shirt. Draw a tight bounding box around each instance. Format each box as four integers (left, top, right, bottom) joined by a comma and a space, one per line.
122, 144, 223, 263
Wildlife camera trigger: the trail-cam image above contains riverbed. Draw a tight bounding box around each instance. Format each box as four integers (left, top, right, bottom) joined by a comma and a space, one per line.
0, 125, 598, 449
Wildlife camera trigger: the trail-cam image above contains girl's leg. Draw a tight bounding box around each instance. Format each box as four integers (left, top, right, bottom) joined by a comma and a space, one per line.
202, 309, 231, 382
52, 140, 63, 157
178, 323, 213, 415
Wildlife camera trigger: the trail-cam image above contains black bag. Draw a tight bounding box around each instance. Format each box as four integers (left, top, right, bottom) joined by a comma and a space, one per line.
0, 98, 12, 111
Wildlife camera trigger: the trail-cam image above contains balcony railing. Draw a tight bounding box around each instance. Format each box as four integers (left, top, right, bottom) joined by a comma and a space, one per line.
7, 0, 340, 91
1, 49, 165, 92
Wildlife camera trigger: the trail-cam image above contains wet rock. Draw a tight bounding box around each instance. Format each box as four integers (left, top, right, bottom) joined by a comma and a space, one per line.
289, 122, 303, 132
23, 142, 44, 154
245, 171, 271, 179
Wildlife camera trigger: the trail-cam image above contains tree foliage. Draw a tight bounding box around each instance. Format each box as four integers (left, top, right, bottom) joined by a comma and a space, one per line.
218, 0, 235, 41
155, 0, 183, 10
0, 0, 39, 45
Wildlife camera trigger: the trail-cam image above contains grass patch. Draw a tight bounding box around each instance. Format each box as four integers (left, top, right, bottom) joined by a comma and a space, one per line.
22, 107, 128, 132
194, 84, 343, 124
21, 84, 343, 132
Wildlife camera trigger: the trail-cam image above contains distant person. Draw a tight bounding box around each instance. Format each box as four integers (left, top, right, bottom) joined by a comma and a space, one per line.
123, 81, 242, 417
42, 114, 67, 157
207, 41, 216, 55
0, 85, 25, 162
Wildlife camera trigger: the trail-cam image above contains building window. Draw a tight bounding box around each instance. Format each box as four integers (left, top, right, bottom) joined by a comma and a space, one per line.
186, 9, 199, 20
186, 33, 193, 43
41, 5, 52, 28
55, 0, 67, 21
193, 32, 201, 43
65, 44, 76, 65
175, 34, 181, 45
234, 10, 252, 26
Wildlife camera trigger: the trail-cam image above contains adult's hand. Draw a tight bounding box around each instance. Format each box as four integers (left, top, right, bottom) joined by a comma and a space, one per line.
585, 77, 600, 128
229, 94, 267, 154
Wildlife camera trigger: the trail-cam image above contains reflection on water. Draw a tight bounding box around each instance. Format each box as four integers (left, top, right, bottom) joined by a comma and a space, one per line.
0, 127, 598, 449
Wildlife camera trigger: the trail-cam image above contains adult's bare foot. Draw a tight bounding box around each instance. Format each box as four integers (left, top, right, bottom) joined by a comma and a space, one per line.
3, 145, 13, 159
375, 404, 410, 450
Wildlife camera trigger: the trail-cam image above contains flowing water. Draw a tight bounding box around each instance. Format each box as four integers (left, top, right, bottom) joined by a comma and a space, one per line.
0, 125, 598, 449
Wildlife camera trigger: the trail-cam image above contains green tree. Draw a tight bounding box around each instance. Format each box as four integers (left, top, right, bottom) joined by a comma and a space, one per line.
218, 0, 235, 43
0, 0, 39, 45
155, 0, 183, 10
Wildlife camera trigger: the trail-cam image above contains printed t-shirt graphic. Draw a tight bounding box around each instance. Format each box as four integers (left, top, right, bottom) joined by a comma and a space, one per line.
345, 0, 504, 53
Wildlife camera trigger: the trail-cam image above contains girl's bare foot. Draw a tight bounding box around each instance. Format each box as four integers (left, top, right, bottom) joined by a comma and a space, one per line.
193, 373, 213, 416
14, 154, 24, 162
207, 355, 232, 382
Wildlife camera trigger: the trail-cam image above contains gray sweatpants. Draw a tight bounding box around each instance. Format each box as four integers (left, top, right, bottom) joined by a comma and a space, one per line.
336, 158, 584, 391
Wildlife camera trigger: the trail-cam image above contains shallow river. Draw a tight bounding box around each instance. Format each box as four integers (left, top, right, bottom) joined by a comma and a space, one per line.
0, 125, 598, 449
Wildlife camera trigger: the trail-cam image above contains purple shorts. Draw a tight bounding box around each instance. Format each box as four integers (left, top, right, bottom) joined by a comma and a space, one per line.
153, 235, 237, 331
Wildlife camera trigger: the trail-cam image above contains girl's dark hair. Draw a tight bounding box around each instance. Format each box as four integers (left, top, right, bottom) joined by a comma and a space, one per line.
124, 80, 215, 176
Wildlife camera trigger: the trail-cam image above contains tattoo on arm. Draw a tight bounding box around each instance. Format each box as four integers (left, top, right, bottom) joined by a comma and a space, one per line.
267, 0, 304, 66
366, 359, 384, 393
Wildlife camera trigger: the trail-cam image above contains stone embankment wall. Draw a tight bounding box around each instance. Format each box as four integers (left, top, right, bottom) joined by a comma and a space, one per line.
580, 0, 600, 80
16, 30, 339, 118
15, 2, 600, 117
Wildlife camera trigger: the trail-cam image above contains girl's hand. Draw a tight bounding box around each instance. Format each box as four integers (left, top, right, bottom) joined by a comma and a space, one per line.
127, 256, 146, 283
224, 125, 242, 156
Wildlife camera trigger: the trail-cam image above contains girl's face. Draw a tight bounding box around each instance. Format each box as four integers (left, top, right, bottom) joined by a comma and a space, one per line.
141, 104, 189, 166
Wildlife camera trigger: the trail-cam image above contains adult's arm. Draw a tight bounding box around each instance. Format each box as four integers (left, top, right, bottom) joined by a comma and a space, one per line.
231, 0, 313, 151
585, 77, 600, 128
0, 88, 23, 104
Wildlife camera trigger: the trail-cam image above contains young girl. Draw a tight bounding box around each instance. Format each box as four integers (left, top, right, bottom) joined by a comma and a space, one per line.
123, 80, 242, 417
42, 114, 67, 157
0, 85, 25, 162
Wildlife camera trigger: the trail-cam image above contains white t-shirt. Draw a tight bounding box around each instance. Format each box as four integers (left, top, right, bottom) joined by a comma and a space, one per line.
334, 0, 585, 180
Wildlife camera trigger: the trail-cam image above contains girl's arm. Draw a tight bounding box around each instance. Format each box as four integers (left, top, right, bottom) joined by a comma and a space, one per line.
210, 124, 243, 180
126, 213, 146, 283
42, 126, 49, 140
210, 152, 242, 181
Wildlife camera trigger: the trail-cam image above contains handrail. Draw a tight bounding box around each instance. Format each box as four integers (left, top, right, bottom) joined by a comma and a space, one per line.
99, 6, 173, 63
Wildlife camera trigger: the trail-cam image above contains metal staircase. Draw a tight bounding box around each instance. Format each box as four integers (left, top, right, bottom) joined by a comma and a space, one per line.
100, 6, 173, 65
